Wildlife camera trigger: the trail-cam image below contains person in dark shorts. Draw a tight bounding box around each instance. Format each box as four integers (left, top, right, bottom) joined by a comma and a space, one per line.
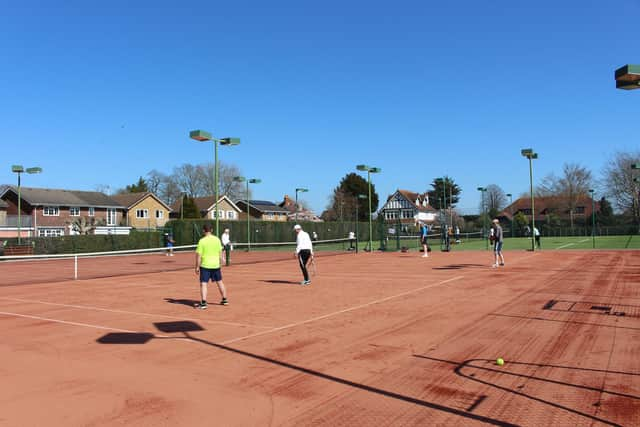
419, 222, 430, 257
294, 224, 313, 285
492, 219, 505, 268
194, 223, 228, 309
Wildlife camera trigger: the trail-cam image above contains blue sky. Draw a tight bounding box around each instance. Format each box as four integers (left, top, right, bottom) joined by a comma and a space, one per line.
1, 0, 639, 214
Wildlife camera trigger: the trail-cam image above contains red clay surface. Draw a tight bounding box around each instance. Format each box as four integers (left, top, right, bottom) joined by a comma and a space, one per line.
1, 249, 639, 426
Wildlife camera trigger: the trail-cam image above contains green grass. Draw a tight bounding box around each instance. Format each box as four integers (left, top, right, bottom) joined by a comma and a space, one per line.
379, 235, 640, 251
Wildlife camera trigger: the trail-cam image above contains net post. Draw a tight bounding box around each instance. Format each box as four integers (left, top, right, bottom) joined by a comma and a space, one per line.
74, 255, 78, 280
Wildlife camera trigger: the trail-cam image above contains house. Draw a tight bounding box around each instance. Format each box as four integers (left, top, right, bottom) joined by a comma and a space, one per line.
235, 200, 289, 222
0, 199, 7, 228
379, 190, 438, 224
171, 195, 242, 221
500, 196, 600, 223
111, 192, 172, 229
0, 186, 129, 237
279, 195, 323, 222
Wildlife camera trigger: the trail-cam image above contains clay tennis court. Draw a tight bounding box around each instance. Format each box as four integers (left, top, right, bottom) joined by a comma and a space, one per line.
1, 249, 639, 426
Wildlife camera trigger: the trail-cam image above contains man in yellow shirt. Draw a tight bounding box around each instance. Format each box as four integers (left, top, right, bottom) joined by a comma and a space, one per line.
194, 223, 228, 309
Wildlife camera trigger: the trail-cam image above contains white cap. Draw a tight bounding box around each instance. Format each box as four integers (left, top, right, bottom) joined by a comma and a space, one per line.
293, 224, 302, 230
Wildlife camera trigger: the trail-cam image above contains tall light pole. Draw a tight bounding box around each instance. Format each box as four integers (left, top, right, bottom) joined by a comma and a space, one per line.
356, 165, 381, 252
521, 148, 538, 251
294, 188, 308, 223
233, 176, 261, 250
189, 130, 240, 236
11, 165, 42, 244
589, 189, 596, 249
477, 187, 488, 250
355, 193, 367, 253
506, 193, 513, 237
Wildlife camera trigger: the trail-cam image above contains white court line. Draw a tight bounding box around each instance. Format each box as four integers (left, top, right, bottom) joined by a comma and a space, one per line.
555, 238, 590, 250
0, 297, 273, 330
0, 310, 144, 333
220, 276, 464, 345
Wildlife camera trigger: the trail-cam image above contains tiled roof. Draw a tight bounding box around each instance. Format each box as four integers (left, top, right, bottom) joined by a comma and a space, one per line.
237, 200, 289, 213
394, 189, 436, 212
500, 196, 599, 219
111, 192, 172, 211
2, 186, 124, 208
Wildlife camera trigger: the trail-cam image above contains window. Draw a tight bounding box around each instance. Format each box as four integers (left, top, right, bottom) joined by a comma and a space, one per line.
521, 209, 532, 215
136, 209, 149, 218
210, 210, 223, 219
70, 207, 80, 216
401, 210, 414, 219
107, 209, 117, 226
155, 210, 164, 219
43, 206, 59, 216
385, 211, 399, 220
88, 207, 95, 217
227, 211, 236, 220
574, 206, 585, 214
38, 228, 63, 237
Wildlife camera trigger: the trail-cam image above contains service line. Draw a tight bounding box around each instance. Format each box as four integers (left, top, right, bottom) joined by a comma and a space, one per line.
221, 275, 465, 345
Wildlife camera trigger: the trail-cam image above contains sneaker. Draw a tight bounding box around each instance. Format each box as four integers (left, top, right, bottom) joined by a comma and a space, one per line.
220, 298, 229, 306
492, 264, 498, 268
194, 302, 208, 310
422, 254, 429, 258
500, 263, 505, 266
301, 280, 311, 286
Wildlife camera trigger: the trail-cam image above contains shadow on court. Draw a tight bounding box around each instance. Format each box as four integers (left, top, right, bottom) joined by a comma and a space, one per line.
97, 321, 517, 427
260, 280, 301, 285
414, 355, 636, 427
432, 264, 487, 270
164, 298, 200, 307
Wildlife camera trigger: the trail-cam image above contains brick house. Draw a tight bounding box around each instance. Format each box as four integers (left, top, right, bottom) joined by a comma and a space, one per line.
235, 200, 289, 222
500, 196, 600, 223
170, 195, 242, 221
0, 186, 128, 237
279, 195, 323, 222
379, 190, 438, 224
111, 192, 172, 229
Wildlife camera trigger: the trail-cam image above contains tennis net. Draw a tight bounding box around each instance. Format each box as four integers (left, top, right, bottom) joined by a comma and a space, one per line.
0, 238, 354, 286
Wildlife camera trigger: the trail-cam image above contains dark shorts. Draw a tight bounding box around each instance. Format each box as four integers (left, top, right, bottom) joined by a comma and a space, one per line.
421, 236, 428, 245
200, 267, 222, 283
494, 241, 503, 253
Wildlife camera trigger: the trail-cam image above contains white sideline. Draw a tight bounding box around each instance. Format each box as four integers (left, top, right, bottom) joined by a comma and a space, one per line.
0, 296, 273, 329
220, 276, 465, 345
0, 310, 143, 333
555, 238, 590, 250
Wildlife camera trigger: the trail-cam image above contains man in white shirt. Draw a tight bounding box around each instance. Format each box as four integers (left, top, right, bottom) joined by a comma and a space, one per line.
294, 224, 313, 285
221, 228, 231, 265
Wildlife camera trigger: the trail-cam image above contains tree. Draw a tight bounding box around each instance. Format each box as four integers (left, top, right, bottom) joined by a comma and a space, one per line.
485, 184, 507, 218
428, 176, 461, 210
181, 195, 200, 219
598, 196, 615, 226
325, 173, 378, 222
172, 163, 204, 197
66, 217, 95, 235
603, 150, 640, 224
122, 176, 148, 193
536, 163, 593, 228
198, 163, 246, 202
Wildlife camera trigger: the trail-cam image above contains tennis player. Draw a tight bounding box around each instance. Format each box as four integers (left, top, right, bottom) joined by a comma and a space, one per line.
294, 224, 313, 285
492, 219, 505, 268
221, 228, 231, 264
419, 222, 429, 257
194, 223, 228, 309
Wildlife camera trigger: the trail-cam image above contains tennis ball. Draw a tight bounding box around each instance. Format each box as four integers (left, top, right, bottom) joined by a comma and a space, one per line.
496, 358, 505, 366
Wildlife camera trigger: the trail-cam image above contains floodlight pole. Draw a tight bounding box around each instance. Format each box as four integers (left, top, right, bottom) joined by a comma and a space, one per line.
11, 165, 42, 244
506, 193, 513, 238
355, 194, 367, 253
521, 149, 538, 251
295, 188, 308, 223
477, 187, 488, 250
589, 189, 596, 249
189, 130, 240, 236
356, 165, 381, 252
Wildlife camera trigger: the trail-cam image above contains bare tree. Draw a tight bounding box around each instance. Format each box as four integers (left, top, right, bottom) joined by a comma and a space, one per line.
198, 163, 247, 202
172, 163, 204, 197
146, 169, 167, 195
485, 184, 507, 216
603, 151, 640, 222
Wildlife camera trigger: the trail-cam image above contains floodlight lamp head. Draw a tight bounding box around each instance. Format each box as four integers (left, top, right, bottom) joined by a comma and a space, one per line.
11, 165, 24, 173
189, 129, 212, 142
477, 187, 486, 191
296, 187, 308, 193
521, 148, 533, 156
370, 167, 381, 174
356, 164, 369, 171
531, 153, 539, 159
232, 176, 246, 182
631, 163, 640, 170
506, 193, 512, 197
219, 137, 240, 146
26, 167, 42, 174
249, 178, 262, 184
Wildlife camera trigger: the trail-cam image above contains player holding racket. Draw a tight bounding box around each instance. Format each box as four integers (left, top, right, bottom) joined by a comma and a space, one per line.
294, 224, 313, 285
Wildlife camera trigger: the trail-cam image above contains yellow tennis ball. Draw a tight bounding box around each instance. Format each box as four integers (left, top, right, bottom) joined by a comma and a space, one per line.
496, 358, 504, 366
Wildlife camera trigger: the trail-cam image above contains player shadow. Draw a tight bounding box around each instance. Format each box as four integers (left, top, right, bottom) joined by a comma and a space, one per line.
261, 280, 301, 285
432, 264, 486, 270
96, 322, 518, 427
414, 354, 638, 427
490, 312, 640, 331
164, 297, 200, 307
